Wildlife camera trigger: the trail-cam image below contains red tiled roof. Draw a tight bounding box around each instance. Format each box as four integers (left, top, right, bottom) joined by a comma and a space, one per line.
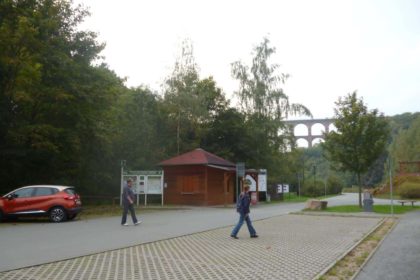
159, 148, 235, 167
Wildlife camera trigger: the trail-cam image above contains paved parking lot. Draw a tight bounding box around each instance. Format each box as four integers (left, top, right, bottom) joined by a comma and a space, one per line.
1, 214, 382, 280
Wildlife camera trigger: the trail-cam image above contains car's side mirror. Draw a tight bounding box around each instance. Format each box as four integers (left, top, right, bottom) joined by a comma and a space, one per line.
7, 194, 17, 200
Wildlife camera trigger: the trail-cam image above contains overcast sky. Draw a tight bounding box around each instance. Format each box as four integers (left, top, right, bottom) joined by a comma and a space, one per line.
75, 0, 420, 119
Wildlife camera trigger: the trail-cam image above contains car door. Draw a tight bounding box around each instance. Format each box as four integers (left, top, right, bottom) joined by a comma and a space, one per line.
28, 187, 57, 212
5, 188, 35, 214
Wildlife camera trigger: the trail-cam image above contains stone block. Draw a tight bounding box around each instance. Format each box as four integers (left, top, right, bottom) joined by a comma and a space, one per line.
306, 199, 328, 210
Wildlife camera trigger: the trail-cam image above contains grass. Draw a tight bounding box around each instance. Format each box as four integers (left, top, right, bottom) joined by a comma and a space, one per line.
281, 192, 309, 202
265, 192, 341, 204
374, 193, 402, 200
322, 204, 420, 214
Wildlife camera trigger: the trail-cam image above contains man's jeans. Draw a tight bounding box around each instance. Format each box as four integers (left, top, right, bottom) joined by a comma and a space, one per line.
231, 213, 257, 237
121, 203, 138, 224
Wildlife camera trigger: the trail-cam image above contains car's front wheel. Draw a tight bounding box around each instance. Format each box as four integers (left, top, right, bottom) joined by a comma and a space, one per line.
0, 210, 3, 223
49, 207, 67, 223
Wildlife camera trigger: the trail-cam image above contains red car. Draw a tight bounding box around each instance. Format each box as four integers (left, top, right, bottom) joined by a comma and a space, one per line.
0, 185, 82, 223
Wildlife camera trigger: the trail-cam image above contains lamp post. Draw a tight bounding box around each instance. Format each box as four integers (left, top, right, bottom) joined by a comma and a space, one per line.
389, 158, 394, 216
313, 164, 317, 189
297, 173, 301, 198
325, 163, 329, 199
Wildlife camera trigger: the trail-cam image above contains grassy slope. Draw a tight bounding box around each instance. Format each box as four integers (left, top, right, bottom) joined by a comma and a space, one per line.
323, 204, 420, 214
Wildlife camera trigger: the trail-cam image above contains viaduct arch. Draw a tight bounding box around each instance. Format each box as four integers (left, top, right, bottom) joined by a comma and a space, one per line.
284, 118, 335, 148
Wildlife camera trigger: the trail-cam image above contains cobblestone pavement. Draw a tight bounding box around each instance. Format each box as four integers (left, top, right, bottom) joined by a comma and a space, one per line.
0, 214, 382, 280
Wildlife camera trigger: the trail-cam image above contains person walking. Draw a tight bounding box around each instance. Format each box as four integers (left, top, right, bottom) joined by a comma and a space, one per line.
121, 178, 142, 226
231, 179, 258, 239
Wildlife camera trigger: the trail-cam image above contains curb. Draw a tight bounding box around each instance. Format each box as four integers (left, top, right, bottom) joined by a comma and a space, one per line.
294, 211, 402, 219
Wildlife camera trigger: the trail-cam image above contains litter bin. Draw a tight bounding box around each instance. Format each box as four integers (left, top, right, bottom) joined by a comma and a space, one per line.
251, 192, 258, 205
363, 191, 374, 212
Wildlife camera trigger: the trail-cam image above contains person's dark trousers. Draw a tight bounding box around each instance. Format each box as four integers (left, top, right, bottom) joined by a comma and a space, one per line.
121, 203, 138, 224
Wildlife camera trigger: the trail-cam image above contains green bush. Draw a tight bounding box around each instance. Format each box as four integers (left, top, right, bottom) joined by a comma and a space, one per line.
399, 182, 420, 199
342, 187, 359, 193
327, 175, 344, 195
301, 176, 344, 197
302, 180, 326, 197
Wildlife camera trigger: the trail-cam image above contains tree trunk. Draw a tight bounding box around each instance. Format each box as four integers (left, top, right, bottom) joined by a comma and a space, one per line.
177, 111, 180, 155
357, 173, 362, 208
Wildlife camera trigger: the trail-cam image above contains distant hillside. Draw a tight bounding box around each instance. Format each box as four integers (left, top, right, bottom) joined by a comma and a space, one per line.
388, 112, 420, 137
388, 112, 420, 172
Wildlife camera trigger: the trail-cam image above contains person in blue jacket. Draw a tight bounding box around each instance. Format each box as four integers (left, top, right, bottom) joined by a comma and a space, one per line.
231, 179, 258, 239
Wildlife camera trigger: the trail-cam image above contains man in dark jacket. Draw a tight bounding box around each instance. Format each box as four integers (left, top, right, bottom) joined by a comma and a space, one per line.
121, 178, 141, 226
230, 179, 258, 239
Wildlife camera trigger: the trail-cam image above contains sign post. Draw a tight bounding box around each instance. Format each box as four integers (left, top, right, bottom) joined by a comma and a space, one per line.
236, 162, 245, 199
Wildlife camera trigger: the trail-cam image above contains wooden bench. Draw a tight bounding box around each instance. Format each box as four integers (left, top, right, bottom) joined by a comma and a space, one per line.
398, 200, 417, 207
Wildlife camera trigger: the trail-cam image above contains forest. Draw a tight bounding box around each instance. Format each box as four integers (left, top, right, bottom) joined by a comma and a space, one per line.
1, 1, 419, 197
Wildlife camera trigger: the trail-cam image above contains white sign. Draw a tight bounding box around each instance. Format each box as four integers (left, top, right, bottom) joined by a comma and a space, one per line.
245, 175, 257, 192
147, 176, 163, 194
277, 184, 290, 193
258, 172, 267, 192
245, 170, 267, 192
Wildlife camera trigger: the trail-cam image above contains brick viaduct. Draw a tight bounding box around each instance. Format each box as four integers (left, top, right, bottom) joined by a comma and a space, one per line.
284, 118, 335, 148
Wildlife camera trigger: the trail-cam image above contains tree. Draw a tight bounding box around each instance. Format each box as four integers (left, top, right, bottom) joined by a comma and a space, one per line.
0, 0, 123, 194
231, 37, 311, 120
230, 37, 311, 177
113, 86, 166, 170
200, 108, 248, 161
163, 39, 227, 155
322, 91, 389, 207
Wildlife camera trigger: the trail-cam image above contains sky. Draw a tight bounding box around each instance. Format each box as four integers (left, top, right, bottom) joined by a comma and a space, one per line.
74, 0, 420, 120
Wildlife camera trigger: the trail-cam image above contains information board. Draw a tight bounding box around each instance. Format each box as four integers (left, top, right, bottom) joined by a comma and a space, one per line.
147, 176, 163, 194
258, 170, 267, 192
121, 170, 164, 206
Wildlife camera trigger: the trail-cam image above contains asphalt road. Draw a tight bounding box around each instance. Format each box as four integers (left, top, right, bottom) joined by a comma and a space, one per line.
327, 192, 399, 206
0, 193, 396, 272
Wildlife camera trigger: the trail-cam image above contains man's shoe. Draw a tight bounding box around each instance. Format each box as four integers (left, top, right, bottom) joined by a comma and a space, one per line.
122, 223, 129, 226
134, 221, 142, 226
251, 235, 259, 238
230, 235, 238, 239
